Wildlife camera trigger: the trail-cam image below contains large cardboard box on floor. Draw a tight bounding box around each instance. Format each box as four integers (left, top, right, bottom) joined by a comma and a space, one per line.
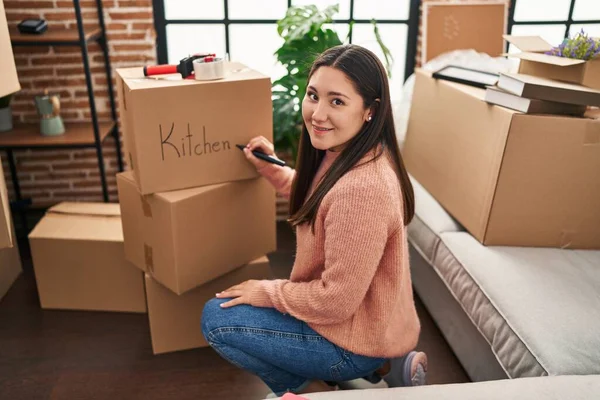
504, 35, 600, 90
28, 202, 147, 312
0, 0, 20, 98
0, 156, 13, 249
116, 62, 272, 195
146, 256, 271, 355
117, 171, 276, 295
403, 69, 600, 249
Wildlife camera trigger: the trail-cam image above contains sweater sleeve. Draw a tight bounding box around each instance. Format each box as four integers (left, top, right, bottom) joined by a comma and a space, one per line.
257, 164, 295, 200
249, 181, 397, 324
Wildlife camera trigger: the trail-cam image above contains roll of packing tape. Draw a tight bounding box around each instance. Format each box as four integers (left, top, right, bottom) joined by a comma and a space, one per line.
193, 57, 225, 81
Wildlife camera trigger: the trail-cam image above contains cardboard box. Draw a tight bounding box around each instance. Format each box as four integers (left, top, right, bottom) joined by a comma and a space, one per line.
0, 156, 13, 249
422, 1, 507, 64
28, 202, 147, 312
116, 62, 272, 195
0, 228, 21, 302
403, 70, 600, 249
504, 35, 600, 90
0, 0, 20, 98
145, 256, 271, 355
117, 171, 276, 295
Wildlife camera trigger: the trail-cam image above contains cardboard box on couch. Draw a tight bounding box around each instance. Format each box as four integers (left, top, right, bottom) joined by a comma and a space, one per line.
28, 202, 147, 312
0, 156, 13, 249
116, 62, 272, 195
403, 69, 600, 249
0, 0, 20, 98
504, 35, 600, 90
145, 256, 271, 355
117, 171, 276, 295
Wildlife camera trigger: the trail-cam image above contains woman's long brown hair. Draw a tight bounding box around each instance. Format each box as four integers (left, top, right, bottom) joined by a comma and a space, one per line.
288, 44, 415, 230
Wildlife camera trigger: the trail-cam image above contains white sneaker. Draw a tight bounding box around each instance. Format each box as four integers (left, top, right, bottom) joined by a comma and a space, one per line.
401, 351, 428, 386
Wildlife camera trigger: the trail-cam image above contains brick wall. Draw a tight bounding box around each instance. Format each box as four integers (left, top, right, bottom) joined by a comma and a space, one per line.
1, 0, 156, 207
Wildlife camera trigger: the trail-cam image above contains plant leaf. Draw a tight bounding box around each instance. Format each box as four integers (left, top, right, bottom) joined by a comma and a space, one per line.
371, 19, 394, 78
277, 5, 339, 44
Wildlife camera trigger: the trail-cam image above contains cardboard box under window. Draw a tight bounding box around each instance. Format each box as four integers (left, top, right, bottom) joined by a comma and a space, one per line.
422, 1, 507, 64
146, 256, 271, 355
0, 0, 20, 98
0, 156, 13, 249
504, 35, 600, 90
28, 202, 147, 312
116, 62, 272, 195
403, 70, 600, 249
117, 171, 276, 295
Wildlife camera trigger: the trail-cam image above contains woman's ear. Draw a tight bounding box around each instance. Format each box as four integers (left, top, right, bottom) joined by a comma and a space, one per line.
365, 99, 380, 122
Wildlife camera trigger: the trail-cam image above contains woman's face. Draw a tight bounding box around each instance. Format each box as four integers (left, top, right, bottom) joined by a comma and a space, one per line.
302, 66, 371, 152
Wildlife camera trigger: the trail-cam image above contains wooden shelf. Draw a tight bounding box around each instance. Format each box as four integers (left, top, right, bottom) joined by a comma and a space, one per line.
10, 27, 102, 46
0, 122, 114, 149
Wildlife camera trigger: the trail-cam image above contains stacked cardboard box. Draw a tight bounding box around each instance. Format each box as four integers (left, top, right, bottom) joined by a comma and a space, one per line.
0, 2, 23, 302
0, 157, 21, 302
24, 61, 277, 355
115, 61, 277, 353
403, 63, 600, 249
0, 0, 20, 100
504, 35, 600, 90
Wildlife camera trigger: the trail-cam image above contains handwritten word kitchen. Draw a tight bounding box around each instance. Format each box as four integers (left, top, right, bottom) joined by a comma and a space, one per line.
159, 123, 232, 161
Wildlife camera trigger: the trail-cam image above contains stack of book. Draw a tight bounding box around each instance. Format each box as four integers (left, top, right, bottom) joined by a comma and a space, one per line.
485, 72, 600, 116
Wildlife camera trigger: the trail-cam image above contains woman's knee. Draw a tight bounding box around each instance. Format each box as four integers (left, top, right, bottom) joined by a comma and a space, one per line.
201, 297, 227, 339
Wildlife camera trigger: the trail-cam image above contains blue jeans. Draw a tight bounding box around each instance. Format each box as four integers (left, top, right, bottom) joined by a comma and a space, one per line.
201, 298, 387, 396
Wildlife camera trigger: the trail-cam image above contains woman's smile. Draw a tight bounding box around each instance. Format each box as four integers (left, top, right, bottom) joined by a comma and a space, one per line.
312, 125, 333, 135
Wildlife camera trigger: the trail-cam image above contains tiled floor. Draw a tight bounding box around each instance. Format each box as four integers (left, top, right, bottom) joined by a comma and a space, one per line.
0, 221, 468, 399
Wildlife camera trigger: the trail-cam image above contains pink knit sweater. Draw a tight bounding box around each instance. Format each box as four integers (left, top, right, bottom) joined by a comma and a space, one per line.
249, 148, 420, 358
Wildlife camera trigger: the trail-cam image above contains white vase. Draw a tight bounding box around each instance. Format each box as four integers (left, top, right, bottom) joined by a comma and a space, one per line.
0, 107, 12, 132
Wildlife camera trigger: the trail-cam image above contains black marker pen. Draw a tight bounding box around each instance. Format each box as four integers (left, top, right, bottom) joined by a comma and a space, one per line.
236, 144, 286, 167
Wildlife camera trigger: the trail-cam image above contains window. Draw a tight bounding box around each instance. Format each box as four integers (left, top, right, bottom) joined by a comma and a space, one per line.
508, 0, 600, 51
152, 0, 419, 101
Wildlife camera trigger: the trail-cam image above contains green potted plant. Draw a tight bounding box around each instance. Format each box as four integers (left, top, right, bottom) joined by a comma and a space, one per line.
545, 29, 600, 60
0, 93, 13, 132
272, 4, 393, 163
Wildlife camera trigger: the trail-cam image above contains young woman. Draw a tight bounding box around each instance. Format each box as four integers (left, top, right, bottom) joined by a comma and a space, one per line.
201, 44, 427, 396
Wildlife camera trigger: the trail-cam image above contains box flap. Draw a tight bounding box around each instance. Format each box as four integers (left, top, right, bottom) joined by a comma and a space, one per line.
117, 61, 269, 91
510, 51, 587, 66
29, 202, 123, 242
503, 35, 553, 53
48, 202, 121, 217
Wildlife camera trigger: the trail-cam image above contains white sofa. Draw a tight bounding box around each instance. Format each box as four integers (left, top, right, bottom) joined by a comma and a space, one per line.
279, 375, 600, 399
399, 176, 600, 382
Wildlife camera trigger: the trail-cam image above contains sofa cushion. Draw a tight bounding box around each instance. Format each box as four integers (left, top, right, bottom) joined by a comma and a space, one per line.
291, 375, 600, 400
436, 232, 600, 377
407, 176, 463, 262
